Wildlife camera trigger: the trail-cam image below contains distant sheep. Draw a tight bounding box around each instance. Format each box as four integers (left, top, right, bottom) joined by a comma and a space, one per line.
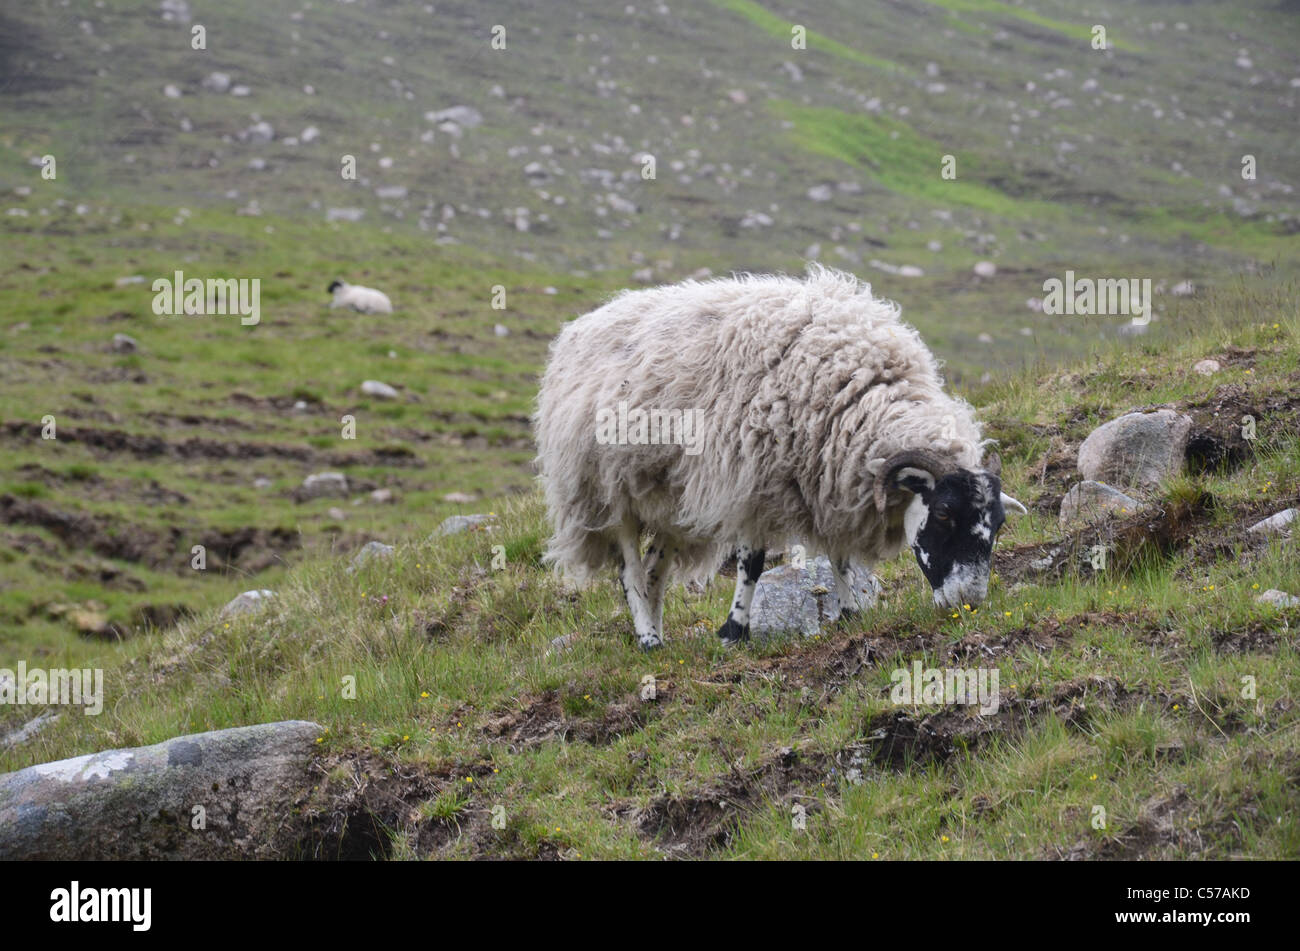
326, 279, 392, 314
534, 265, 1025, 649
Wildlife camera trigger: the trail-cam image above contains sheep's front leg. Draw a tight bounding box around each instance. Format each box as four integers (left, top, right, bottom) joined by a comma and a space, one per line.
832, 559, 877, 615
643, 536, 678, 646
717, 545, 765, 645
617, 520, 661, 650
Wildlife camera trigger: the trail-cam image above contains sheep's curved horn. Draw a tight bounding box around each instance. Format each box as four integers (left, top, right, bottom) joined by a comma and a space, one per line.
1001, 493, 1028, 516
873, 450, 953, 513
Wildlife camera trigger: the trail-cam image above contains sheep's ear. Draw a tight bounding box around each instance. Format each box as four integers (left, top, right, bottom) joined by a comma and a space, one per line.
1001, 493, 1028, 516
984, 452, 1002, 477
894, 466, 935, 496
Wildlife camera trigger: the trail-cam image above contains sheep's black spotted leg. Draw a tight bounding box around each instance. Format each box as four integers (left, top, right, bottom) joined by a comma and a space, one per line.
643, 536, 678, 646
718, 545, 765, 645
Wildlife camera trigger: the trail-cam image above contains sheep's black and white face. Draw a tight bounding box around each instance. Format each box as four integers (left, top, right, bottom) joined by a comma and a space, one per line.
326, 279, 343, 294
899, 469, 1021, 610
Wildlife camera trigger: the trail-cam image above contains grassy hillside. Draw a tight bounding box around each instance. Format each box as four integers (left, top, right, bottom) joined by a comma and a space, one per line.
3, 278, 1296, 859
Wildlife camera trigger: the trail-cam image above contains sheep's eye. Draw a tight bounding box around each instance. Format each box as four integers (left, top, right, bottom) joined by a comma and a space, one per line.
933, 507, 950, 521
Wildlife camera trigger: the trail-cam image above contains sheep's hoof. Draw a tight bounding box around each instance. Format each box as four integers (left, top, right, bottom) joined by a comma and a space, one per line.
637, 634, 664, 651
717, 617, 750, 645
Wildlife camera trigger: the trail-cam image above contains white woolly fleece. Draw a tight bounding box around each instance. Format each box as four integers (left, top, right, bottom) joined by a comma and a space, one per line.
533, 265, 985, 584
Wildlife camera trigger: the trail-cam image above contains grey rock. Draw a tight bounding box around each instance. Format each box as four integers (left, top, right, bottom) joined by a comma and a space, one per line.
360, 380, 399, 400
0, 721, 322, 859
1247, 508, 1296, 537
1257, 589, 1300, 608
218, 589, 275, 619
424, 106, 483, 129
326, 207, 364, 222
202, 72, 232, 93
348, 541, 394, 572
111, 333, 139, 353
1192, 358, 1221, 376
1, 711, 59, 750
300, 471, 349, 498
243, 121, 274, 144
435, 513, 496, 537
1077, 409, 1192, 489
749, 556, 880, 638
1059, 480, 1142, 527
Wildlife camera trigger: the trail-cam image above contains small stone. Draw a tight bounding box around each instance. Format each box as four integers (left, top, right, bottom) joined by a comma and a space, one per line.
349, 541, 394, 572
1247, 508, 1296, 537
299, 472, 349, 499
219, 589, 275, 619
435, 513, 496, 537
1059, 481, 1143, 527
360, 380, 399, 400
111, 333, 138, 353
1257, 589, 1300, 608
1192, 359, 1221, 376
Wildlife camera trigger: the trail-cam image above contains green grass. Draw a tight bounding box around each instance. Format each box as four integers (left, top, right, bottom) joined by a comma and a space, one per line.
3, 275, 1297, 859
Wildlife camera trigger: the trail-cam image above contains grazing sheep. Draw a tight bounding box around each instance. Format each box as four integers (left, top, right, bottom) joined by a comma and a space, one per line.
326, 279, 392, 314
534, 265, 1025, 649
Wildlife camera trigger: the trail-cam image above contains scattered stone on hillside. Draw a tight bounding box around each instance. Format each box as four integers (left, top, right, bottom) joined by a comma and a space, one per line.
327, 506, 347, 521
494, 323, 510, 337
219, 589, 275, 619
1170, 281, 1196, 297
898, 265, 924, 278
547, 632, 582, 656
111, 333, 139, 353
1059, 480, 1143, 527
299, 472, 349, 499
202, 71, 231, 93
300, 125, 320, 143
1257, 589, 1300, 608
230, 85, 251, 97
726, 88, 748, 104
973, 260, 997, 278
436, 513, 497, 537
806, 184, 833, 202
1077, 409, 1192, 490
748, 556, 880, 638
243, 121, 274, 144
375, 185, 407, 200
370, 488, 395, 504
0, 720, 322, 859
162, 83, 181, 99
326, 207, 364, 222
977, 332, 994, 344
633, 267, 655, 283
1193, 359, 1221, 376
349, 541, 394, 572
114, 275, 146, 287
160, 0, 191, 23
425, 105, 483, 129
1247, 508, 1296, 537
253, 477, 272, 489
360, 380, 399, 400
442, 492, 476, 504
1029, 548, 1062, 572
1, 711, 59, 750
739, 211, 773, 229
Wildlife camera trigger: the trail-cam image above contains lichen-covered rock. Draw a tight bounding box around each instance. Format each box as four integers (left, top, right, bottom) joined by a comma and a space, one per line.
749, 556, 880, 638
1059, 480, 1143, 527
1077, 409, 1192, 489
0, 721, 322, 859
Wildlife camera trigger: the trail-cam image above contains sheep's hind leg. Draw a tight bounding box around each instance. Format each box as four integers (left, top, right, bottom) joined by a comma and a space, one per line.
617, 520, 661, 650
643, 536, 678, 646
718, 546, 765, 645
